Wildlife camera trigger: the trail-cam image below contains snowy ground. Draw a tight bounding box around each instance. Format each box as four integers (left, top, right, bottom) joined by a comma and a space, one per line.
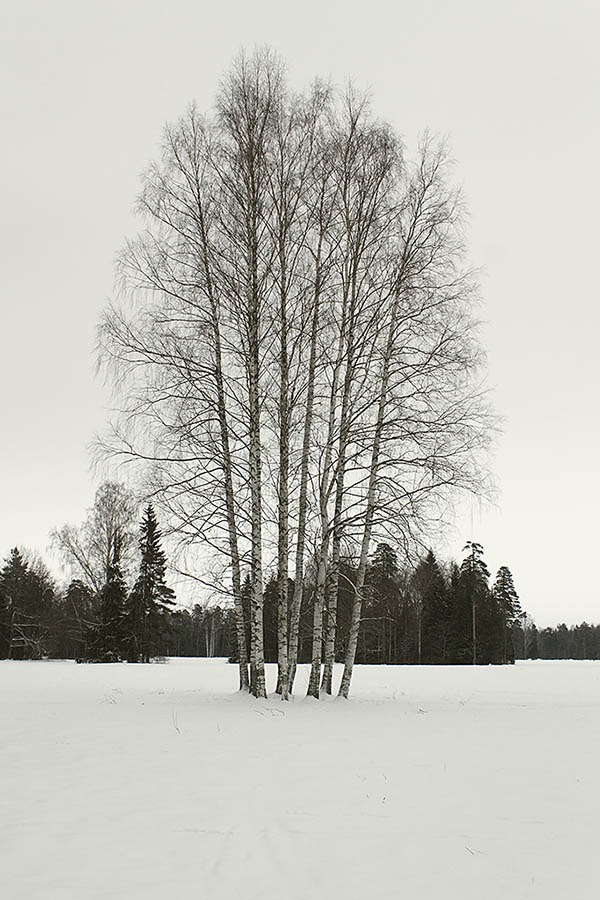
1, 659, 599, 900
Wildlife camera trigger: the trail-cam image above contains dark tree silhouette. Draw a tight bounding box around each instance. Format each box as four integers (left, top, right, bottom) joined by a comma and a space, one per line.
460, 542, 491, 665
126, 505, 175, 662
0, 548, 29, 657
414, 550, 452, 664
492, 566, 523, 663
92, 538, 128, 660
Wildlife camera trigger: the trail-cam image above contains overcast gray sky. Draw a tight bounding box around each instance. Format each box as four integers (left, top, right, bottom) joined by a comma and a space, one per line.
1, 0, 598, 625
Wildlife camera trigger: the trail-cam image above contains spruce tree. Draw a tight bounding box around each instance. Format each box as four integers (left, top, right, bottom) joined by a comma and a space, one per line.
126, 505, 175, 662
445, 562, 467, 663
91, 537, 128, 660
368, 544, 400, 663
413, 550, 451, 664
0, 549, 29, 658
492, 566, 523, 663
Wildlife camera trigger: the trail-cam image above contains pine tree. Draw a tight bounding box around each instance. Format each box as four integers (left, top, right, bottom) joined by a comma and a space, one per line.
126, 505, 175, 662
371, 543, 399, 580
460, 541, 490, 665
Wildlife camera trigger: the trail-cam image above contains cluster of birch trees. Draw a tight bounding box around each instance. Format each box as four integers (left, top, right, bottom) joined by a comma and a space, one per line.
99, 49, 492, 699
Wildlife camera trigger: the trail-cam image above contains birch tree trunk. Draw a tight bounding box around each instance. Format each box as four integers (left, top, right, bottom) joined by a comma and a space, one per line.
317, 97, 397, 695
247, 211, 267, 697
337, 139, 466, 697
194, 163, 250, 691
339, 291, 399, 698
305, 282, 350, 699
276, 252, 291, 698
306, 532, 329, 697
271, 96, 326, 699
286, 284, 319, 692
287, 182, 332, 693
287, 251, 330, 692
217, 50, 285, 699
306, 296, 357, 697
321, 535, 341, 693
319, 413, 350, 695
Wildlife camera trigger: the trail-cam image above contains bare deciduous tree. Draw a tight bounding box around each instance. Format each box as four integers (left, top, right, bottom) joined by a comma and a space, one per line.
52, 482, 138, 593
97, 49, 494, 701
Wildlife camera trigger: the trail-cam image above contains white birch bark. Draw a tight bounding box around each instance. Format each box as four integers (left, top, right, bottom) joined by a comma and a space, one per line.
287, 165, 334, 693
96, 60, 492, 709
188, 130, 250, 690
338, 309, 396, 697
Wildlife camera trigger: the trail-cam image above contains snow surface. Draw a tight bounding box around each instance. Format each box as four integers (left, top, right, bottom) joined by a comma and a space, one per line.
1, 659, 599, 899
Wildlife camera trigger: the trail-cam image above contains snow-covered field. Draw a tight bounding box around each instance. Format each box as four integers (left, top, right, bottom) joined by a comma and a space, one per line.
1, 659, 599, 899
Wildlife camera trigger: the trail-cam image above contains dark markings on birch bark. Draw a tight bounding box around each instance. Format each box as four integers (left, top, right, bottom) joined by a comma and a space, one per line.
339, 286, 400, 698
287, 259, 323, 693
194, 168, 249, 692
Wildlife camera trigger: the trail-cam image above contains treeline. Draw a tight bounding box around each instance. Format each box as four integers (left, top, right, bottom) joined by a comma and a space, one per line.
0, 501, 175, 662
170, 574, 600, 666
4, 479, 596, 668
3, 525, 556, 666
535, 624, 600, 661
170, 542, 532, 666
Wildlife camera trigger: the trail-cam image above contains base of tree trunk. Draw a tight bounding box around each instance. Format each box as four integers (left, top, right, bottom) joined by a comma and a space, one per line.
307, 661, 321, 698
238, 662, 250, 691
338, 666, 352, 698
288, 663, 297, 695
321, 662, 333, 694
251, 664, 268, 698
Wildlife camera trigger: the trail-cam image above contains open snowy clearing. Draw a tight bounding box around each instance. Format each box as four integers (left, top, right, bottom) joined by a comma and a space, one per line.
1, 659, 599, 900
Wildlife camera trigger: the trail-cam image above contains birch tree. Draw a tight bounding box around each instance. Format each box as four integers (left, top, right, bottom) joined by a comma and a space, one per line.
99, 108, 254, 690
264, 84, 331, 699
306, 98, 398, 698
52, 482, 138, 593
98, 48, 493, 702
339, 140, 492, 697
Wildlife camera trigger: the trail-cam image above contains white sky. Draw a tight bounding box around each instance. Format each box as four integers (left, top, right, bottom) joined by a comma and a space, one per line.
1, 0, 598, 626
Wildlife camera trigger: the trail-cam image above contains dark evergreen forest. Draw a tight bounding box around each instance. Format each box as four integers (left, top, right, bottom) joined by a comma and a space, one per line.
1, 532, 596, 665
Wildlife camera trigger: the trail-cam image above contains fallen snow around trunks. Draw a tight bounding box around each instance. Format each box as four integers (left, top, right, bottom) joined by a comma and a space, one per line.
1, 660, 599, 900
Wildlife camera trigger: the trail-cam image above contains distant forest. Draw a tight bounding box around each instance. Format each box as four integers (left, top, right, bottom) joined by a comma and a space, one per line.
1, 526, 597, 665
